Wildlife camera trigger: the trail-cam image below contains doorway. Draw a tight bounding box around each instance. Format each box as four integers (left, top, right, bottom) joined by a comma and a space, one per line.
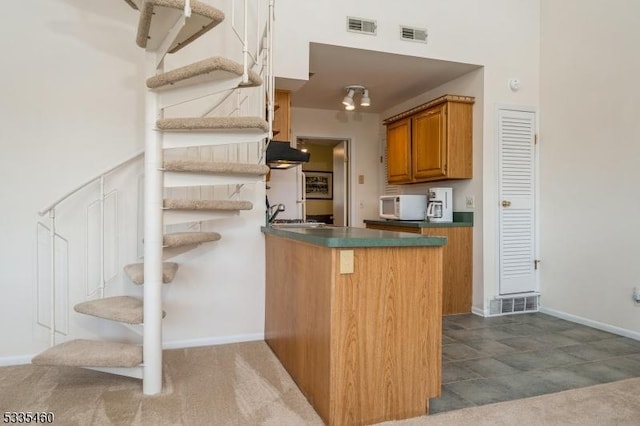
297, 137, 351, 226
497, 107, 539, 295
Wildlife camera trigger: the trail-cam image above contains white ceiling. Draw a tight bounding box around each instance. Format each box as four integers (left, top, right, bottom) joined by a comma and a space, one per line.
276, 43, 481, 114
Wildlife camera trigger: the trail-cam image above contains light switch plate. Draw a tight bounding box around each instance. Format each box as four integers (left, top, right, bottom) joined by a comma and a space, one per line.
339, 250, 354, 274
465, 195, 475, 209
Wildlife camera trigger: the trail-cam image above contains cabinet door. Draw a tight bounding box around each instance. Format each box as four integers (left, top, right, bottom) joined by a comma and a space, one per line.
273, 89, 291, 141
386, 118, 412, 184
412, 104, 447, 180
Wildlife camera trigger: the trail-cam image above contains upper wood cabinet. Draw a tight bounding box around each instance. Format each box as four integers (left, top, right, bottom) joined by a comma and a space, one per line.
386, 118, 412, 184
385, 95, 474, 184
272, 89, 291, 142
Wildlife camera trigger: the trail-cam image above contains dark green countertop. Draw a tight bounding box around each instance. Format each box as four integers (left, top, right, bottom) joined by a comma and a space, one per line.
261, 226, 447, 248
364, 212, 474, 229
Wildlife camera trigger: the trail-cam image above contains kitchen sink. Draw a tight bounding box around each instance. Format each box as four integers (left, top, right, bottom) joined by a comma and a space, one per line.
271, 221, 326, 228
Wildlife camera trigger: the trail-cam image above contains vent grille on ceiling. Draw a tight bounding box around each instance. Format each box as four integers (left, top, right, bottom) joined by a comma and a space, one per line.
401, 26, 428, 43
347, 17, 377, 35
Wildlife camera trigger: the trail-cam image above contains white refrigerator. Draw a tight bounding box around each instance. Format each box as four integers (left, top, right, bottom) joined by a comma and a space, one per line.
266, 167, 304, 220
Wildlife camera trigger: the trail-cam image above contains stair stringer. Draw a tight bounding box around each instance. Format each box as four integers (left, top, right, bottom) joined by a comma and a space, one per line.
85, 366, 144, 379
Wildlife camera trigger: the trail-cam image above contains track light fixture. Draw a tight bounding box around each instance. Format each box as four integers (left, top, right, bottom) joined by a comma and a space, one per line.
342, 85, 371, 110
342, 89, 355, 110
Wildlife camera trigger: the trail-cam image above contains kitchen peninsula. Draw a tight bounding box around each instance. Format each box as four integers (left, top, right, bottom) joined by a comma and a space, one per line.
262, 226, 446, 425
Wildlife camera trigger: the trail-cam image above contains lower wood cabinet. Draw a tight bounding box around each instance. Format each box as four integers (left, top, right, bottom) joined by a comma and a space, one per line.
364, 224, 472, 315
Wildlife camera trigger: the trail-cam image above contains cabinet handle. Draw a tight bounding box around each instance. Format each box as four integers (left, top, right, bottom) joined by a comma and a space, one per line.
501, 200, 511, 208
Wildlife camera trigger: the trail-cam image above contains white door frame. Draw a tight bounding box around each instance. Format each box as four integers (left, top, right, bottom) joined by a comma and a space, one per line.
294, 135, 353, 226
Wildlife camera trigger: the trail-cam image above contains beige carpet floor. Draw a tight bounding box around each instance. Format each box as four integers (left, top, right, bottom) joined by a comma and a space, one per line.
1, 341, 639, 425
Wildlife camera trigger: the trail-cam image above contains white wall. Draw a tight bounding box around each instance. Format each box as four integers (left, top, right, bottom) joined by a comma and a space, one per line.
0, 0, 144, 360
539, 0, 640, 335
275, 0, 541, 313
290, 108, 381, 226
0, 0, 267, 362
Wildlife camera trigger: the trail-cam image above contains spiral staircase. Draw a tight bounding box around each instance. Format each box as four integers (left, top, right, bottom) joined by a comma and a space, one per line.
32, 0, 273, 395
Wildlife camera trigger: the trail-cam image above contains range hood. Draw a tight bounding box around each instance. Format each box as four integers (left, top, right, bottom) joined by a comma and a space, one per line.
266, 141, 311, 169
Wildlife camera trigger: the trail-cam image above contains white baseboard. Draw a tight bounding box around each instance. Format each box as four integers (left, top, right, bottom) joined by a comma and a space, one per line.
472, 306, 487, 317
162, 332, 265, 350
0, 333, 265, 367
540, 307, 640, 341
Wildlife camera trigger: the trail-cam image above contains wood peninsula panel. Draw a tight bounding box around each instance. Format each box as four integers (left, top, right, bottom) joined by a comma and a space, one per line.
265, 234, 443, 425
332, 246, 442, 425
264, 235, 332, 420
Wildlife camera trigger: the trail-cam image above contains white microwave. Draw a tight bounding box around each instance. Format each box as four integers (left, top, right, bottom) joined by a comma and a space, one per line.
379, 195, 427, 220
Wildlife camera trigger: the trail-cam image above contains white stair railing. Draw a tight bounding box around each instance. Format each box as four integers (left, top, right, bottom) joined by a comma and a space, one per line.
37, 150, 144, 347
34, 0, 274, 395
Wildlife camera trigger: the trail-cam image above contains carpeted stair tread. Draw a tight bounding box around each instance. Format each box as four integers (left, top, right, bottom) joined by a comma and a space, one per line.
74, 296, 152, 324
124, 262, 179, 285
164, 159, 269, 176
164, 198, 253, 211
137, 0, 224, 53
32, 339, 142, 368
157, 116, 268, 132
163, 231, 221, 248
147, 57, 262, 90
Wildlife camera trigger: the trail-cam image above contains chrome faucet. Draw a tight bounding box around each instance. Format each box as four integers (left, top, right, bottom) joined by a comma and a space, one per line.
267, 203, 286, 224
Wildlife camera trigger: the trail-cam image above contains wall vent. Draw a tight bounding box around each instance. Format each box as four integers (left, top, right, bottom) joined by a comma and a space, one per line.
400, 26, 428, 43
347, 17, 377, 35
489, 295, 539, 316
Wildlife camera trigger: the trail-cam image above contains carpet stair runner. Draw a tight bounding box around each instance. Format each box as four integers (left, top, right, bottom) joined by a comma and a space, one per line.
161, 117, 269, 149
135, 0, 225, 53
164, 159, 269, 187
124, 262, 179, 285
163, 198, 254, 225
150, 57, 263, 108
74, 296, 166, 324
32, 0, 269, 388
32, 339, 142, 368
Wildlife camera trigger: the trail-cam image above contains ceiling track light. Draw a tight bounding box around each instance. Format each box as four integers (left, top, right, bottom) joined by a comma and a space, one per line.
342, 85, 371, 110
342, 89, 355, 110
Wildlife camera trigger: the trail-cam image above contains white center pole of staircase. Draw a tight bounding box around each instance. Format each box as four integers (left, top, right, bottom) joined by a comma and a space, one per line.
49, 209, 56, 347
184, 0, 191, 18
99, 176, 105, 299
267, 0, 275, 140
143, 52, 164, 395
242, 0, 249, 83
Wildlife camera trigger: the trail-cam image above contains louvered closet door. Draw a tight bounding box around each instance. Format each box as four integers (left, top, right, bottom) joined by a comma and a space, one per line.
498, 109, 537, 295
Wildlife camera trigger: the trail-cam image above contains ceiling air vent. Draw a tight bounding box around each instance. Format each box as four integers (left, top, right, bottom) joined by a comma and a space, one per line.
401, 26, 428, 43
347, 17, 377, 35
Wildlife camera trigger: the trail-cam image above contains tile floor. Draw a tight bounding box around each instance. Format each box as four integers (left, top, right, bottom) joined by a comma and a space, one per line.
430, 313, 640, 413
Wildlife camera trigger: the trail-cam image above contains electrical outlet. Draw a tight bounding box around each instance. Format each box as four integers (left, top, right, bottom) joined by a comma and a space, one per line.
465, 195, 475, 209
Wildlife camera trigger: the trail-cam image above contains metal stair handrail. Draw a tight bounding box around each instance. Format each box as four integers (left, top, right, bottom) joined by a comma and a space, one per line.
38, 149, 144, 216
